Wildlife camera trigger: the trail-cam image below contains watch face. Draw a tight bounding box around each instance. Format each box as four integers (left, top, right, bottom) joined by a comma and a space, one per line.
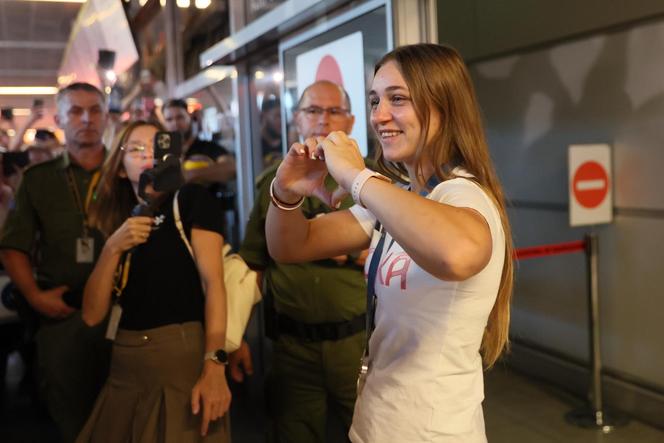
215, 349, 229, 364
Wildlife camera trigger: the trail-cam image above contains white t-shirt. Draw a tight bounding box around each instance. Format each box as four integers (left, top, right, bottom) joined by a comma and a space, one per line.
347, 175, 505, 443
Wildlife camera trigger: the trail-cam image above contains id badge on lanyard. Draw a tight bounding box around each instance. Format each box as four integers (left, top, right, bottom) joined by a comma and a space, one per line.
357, 354, 370, 396
66, 168, 100, 264
76, 237, 94, 263
106, 253, 132, 340
105, 303, 123, 340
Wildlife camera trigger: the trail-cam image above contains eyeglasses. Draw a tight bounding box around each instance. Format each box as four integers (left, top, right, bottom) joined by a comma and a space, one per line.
298, 106, 350, 120
120, 143, 154, 160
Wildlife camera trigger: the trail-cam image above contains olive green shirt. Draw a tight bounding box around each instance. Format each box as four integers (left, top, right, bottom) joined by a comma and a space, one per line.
0, 152, 105, 293
239, 164, 366, 324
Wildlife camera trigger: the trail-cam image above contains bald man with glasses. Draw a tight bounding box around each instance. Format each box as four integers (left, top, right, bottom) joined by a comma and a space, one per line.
238, 80, 367, 443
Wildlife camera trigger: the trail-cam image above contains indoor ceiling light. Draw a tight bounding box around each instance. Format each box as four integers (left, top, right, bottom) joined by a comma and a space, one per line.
195, 0, 211, 8
11, 108, 32, 117
176, 0, 190, 7
0, 87, 59, 96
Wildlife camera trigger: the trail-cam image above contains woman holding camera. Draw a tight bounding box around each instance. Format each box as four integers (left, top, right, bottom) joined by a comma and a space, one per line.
77, 121, 230, 442
266, 44, 514, 442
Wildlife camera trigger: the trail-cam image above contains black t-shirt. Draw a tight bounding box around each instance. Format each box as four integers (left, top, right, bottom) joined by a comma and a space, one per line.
119, 183, 225, 330
185, 138, 234, 209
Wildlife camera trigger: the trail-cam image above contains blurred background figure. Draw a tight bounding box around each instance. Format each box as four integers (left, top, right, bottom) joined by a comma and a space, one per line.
0, 107, 15, 150
259, 95, 283, 169
5, 101, 46, 153
162, 98, 235, 188
33, 129, 63, 157
26, 146, 54, 166
0, 128, 10, 150
162, 98, 237, 244
0, 157, 15, 227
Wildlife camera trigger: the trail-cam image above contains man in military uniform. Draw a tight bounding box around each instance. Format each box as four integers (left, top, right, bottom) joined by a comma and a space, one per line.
0, 83, 110, 442
239, 80, 366, 443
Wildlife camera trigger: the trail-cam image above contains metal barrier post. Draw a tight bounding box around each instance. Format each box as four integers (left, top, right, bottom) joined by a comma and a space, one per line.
588, 232, 603, 422
565, 232, 628, 432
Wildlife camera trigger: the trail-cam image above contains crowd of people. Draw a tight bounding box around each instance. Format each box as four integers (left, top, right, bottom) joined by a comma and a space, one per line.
0, 104, 61, 227
0, 43, 513, 443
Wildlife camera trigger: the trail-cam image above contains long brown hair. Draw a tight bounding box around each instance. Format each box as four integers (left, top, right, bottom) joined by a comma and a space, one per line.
88, 121, 162, 237
374, 44, 514, 368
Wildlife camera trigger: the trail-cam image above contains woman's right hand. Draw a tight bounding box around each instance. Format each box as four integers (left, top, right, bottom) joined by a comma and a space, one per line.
273, 138, 333, 206
105, 216, 154, 255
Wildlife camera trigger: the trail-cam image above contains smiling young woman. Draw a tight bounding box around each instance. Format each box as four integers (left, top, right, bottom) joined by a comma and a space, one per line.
264, 43, 513, 443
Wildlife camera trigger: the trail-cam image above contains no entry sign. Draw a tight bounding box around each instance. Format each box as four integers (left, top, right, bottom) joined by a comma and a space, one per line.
573, 161, 609, 208
568, 145, 613, 226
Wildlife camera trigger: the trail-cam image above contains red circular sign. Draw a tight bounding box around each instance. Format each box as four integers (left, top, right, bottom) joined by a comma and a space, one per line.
573, 161, 609, 208
315, 55, 344, 85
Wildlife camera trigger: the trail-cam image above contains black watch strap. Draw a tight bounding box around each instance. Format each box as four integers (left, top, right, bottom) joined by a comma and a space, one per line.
203, 349, 229, 365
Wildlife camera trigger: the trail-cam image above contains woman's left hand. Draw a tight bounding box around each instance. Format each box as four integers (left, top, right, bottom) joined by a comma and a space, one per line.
191, 362, 231, 436
314, 131, 366, 191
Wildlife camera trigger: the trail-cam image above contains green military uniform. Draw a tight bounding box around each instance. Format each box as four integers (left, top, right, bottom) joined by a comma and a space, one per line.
239, 164, 366, 443
0, 152, 110, 443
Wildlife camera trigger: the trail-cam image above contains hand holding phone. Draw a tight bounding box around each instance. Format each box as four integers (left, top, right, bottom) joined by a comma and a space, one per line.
30, 100, 45, 122
2, 151, 30, 176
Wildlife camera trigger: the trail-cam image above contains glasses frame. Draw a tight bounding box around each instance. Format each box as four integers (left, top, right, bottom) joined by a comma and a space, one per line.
120, 143, 154, 159
297, 106, 351, 120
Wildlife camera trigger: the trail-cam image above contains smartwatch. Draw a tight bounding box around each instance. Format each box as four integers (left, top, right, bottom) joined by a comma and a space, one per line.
203, 349, 229, 365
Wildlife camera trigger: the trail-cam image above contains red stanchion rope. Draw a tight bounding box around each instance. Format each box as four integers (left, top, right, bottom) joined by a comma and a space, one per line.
514, 240, 586, 260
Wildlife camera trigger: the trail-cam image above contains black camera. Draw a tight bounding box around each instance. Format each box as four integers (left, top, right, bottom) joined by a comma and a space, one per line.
131, 131, 184, 217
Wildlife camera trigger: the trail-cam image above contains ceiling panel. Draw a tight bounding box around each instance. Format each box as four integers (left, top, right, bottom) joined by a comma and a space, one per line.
0, 0, 83, 140
0, 0, 81, 90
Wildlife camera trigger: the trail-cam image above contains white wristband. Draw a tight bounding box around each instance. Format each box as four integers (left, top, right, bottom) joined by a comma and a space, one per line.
351, 169, 391, 208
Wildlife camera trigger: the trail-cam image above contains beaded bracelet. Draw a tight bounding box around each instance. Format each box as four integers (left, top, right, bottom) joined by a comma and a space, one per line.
269, 178, 305, 211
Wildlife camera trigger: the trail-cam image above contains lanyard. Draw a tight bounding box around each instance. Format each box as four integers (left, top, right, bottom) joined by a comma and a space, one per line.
64, 167, 101, 237
363, 224, 395, 359
412, 174, 443, 196
362, 174, 441, 360
112, 252, 132, 299
106, 252, 133, 340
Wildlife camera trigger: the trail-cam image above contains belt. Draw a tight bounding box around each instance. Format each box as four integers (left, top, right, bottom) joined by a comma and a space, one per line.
276, 312, 366, 342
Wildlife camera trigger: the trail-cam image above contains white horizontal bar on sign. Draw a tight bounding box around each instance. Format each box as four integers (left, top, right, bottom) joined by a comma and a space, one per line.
199, 0, 324, 68
576, 180, 606, 191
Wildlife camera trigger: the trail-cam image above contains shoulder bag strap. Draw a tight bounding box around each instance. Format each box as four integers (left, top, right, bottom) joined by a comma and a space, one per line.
172, 190, 194, 258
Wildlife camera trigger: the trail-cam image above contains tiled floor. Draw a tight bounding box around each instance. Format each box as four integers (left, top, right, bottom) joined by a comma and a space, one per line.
2, 349, 663, 442
484, 366, 664, 443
